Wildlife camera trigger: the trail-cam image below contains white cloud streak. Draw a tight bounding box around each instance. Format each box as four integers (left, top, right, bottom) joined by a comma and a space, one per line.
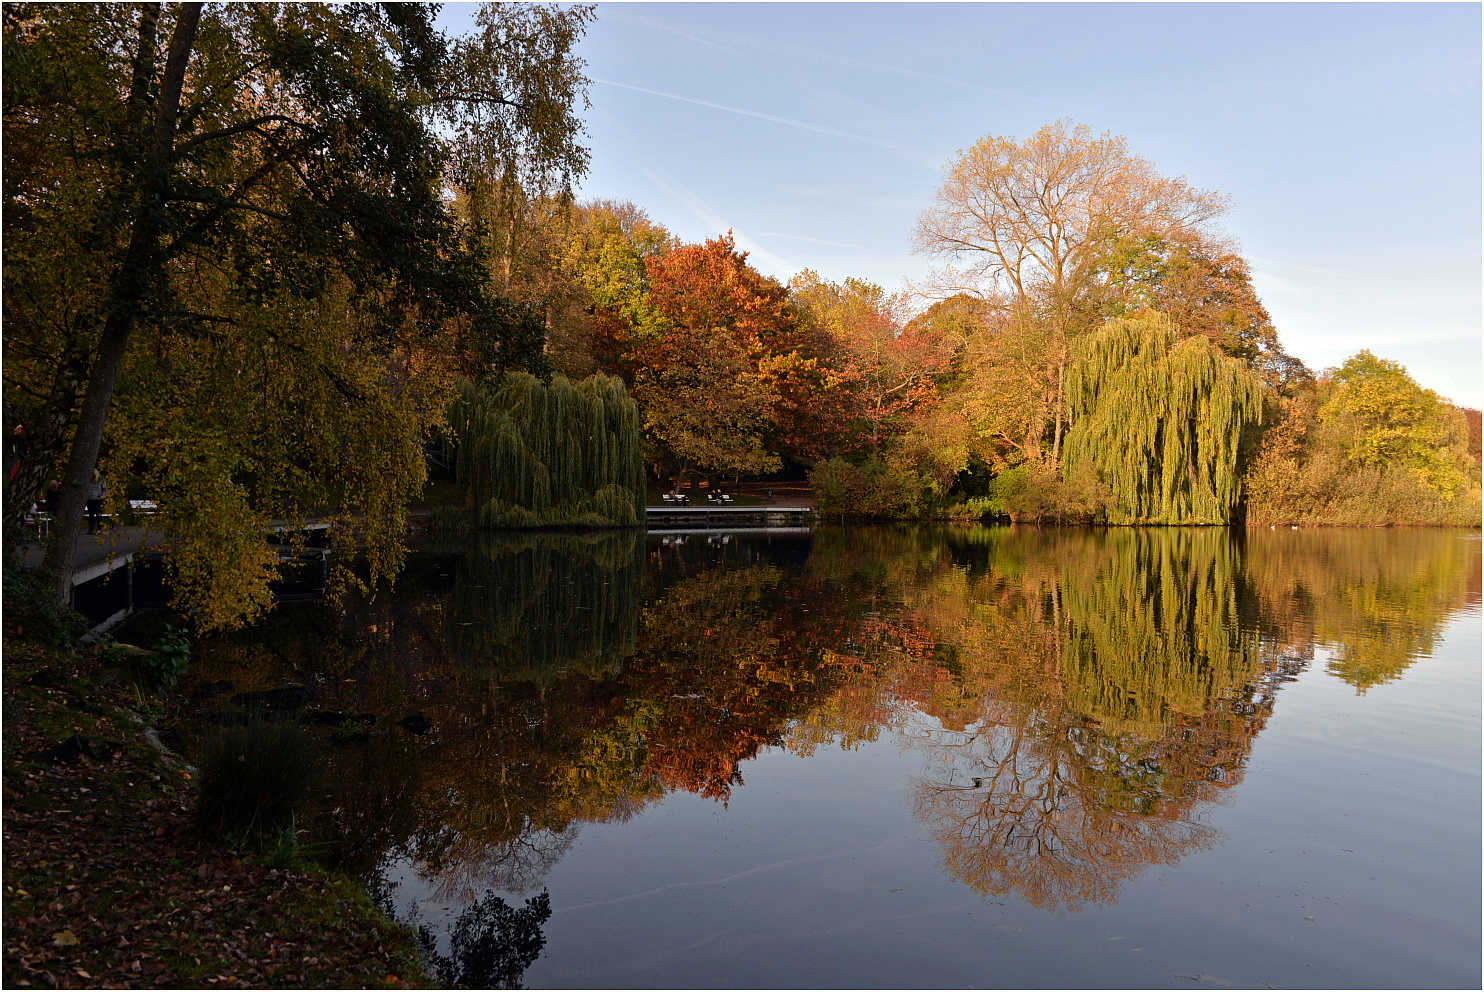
638, 166, 797, 278
594, 78, 934, 165
606, 9, 1108, 119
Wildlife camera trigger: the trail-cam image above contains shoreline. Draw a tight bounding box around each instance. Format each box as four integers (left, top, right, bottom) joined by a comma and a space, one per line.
1, 632, 431, 990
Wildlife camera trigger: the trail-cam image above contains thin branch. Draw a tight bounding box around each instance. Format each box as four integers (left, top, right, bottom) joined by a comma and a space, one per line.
435, 91, 530, 110
173, 196, 289, 221
173, 114, 321, 155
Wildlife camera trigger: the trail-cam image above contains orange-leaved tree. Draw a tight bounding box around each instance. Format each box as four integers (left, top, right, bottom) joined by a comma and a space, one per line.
631, 233, 803, 487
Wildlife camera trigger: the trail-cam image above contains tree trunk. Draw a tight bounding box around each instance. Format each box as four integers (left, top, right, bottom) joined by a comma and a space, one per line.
43, 2, 201, 604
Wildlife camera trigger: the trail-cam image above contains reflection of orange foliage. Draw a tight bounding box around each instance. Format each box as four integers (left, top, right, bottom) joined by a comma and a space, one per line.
185, 526, 1477, 916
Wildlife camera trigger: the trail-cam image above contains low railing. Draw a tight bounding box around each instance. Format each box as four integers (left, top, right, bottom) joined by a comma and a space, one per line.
646, 505, 813, 530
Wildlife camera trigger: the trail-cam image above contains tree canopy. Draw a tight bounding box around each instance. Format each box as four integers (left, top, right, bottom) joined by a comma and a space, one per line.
1062, 315, 1265, 524
3, 2, 593, 621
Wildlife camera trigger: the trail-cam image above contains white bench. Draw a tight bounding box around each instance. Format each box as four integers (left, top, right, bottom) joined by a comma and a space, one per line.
129, 500, 160, 515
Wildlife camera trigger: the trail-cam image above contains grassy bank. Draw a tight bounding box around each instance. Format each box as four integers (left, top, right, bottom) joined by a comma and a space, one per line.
1, 628, 430, 989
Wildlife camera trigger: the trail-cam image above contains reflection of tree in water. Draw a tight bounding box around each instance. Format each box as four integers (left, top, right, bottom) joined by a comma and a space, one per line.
627, 562, 855, 802
444, 531, 645, 680
185, 524, 1479, 922
1242, 529, 1481, 692
805, 527, 1281, 911
418, 889, 552, 990
909, 720, 1221, 912
257, 536, 853, 900
417, 823, 578, 902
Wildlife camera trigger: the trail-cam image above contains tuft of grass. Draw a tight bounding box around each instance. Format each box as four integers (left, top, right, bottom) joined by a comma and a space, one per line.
262, 814, 329, 872
197, 720, 325, 841
428, 504, 469, 533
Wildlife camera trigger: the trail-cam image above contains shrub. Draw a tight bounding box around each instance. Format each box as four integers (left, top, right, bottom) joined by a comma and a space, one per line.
1245, 444, 1482, 527
93, 633, 128, 667
148, 623, 191, 686
2, 558, 89, 648
987, 463, 1105, 524
809, 457, 934, 519
939, 496, 998, 520
809, 457, 858, 517
197, 721, 325, 841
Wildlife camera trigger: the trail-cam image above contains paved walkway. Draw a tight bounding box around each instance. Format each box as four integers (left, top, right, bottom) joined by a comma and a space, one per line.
21, 487, 816, 584
647, 481, 817, 509
19, 525, 168, 584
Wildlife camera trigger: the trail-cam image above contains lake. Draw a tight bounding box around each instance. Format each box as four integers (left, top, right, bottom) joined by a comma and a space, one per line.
172, 526, 1481, 989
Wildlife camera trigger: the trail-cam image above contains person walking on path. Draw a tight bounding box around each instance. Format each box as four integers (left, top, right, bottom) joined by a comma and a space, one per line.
85, 468, 106, 535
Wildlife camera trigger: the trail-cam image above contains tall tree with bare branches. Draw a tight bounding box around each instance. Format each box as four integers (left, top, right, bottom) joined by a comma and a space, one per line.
912, 120, 1229, 464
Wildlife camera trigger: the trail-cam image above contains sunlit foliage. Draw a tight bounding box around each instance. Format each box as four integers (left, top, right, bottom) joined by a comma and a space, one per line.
1063, 315, 1264, 524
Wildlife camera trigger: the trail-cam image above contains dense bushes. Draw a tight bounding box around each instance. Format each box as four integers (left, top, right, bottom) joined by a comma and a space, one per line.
2, 559, 89, 648
984, 463, 1107, 524
1244, 452, 1481, 526
1244, 358, 1481, 526
809, 457, 936, 519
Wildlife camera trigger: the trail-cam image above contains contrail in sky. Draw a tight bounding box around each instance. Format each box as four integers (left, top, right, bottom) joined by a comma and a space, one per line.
638, 165, 796, 278
594, 78, 933, 165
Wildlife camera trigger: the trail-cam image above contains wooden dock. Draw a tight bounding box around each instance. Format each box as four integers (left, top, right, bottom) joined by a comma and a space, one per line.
646, 505, 813, 530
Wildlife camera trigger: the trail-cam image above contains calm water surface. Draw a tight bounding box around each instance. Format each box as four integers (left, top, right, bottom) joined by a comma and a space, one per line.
179, 526, 1481, 989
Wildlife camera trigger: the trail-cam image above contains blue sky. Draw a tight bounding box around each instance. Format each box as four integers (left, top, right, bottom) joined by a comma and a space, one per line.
437, 2, 1482, 407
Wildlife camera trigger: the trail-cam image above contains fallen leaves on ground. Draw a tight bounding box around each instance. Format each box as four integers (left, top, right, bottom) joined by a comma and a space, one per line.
2, 638, 429, 989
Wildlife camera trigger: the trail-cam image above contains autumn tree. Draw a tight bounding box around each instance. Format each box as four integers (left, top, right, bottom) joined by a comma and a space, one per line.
630, 233, 798, 487
446, 2, 594, 296
1095, 232, 1310, 392
1320, 352, 1474, 491
913, 120, 1230, 464
1243, 351, 1480, 525
558, 199, 676, 380
2, 3, 593, 618
789, 270, 953, 457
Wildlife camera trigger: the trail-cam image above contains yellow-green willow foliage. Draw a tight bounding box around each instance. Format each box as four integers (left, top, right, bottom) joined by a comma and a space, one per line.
1064, 316, 1264, 524
450, 372, 644, 528
1058, 529, 1261, 738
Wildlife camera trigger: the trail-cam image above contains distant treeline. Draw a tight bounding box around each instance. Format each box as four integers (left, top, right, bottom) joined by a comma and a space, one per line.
463, 122, 1478, 527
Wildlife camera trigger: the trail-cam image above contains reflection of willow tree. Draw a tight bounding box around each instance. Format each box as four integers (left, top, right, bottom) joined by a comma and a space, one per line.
1242, 529, 1481, 693
799, 526, 1277, 912
444, 531, 644, 680
1059, 530, 1259, 735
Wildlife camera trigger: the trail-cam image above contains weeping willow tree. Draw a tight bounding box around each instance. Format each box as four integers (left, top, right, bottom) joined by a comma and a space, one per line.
451, 373, 644, 528
1063, 315, 1265, 524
